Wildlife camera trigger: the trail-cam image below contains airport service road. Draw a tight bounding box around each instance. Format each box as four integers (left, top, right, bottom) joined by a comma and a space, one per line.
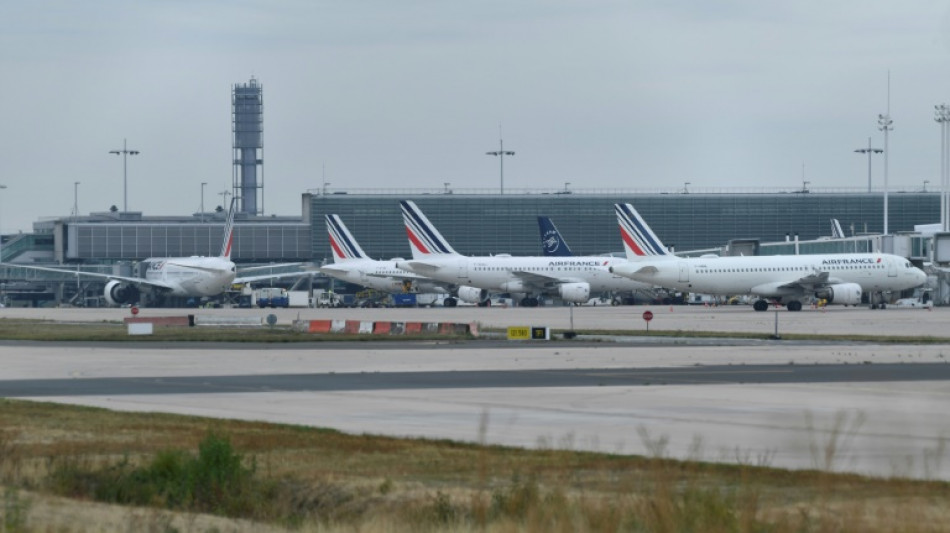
4, 304, 950, 338
3, 335, 950, 480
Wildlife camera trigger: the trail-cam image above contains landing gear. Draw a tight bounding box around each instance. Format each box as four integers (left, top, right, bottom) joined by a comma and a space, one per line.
753, 299, 769, 312
786, 300, 802, 312
869, 293, 887, 310
443, 297, 457, 308
519, 297, 540, 307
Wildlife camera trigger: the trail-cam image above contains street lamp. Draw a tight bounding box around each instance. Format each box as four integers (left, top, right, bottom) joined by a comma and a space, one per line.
924, 180, 930, 193
935, 104, 950, 230
109, 138, 140, 212
73, 181, 80, 219
683, 181, 690, 194
200, 182, 207, 222
0, 184, 7, 263
878, 113, 893, 235
854, 137, 883, 193
486, 133, 515, 194
444, 182, 451, 194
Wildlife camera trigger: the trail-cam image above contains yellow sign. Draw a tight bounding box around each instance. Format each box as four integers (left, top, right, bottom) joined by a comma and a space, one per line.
507, 326, 549, 340
507, 326, 531, 340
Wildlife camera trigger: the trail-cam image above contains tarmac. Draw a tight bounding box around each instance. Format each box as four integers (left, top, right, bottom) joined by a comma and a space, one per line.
2, 304, 950, 480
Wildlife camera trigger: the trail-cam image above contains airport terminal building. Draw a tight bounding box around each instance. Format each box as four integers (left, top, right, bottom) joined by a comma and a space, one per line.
1, 188, 941, 306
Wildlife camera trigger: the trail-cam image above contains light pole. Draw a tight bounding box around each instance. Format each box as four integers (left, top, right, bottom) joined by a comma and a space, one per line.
854, 137, 883, 194
683, 181, 690, 194
878, 113, 893, 235
73, 181, 80, 219
924, 180, 930, 193
200, 182, 207, 222
0, 184, 7, 264
109, 138, 139, 212
444, 182, 451, 194
486, 133, 515, 194
935, 104, 950, 231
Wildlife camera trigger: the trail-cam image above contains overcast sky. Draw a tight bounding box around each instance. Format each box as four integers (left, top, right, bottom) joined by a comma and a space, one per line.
2, 1, 950, 233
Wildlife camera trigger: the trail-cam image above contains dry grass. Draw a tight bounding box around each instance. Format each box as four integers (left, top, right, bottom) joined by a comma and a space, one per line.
2, 399, 950, 532
0, 318, 472, 343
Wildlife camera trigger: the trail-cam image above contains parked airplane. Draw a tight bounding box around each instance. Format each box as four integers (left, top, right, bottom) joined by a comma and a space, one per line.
2, 199, 312, 306
395, 200, 653, 306
609, 203, 927, 311
318, 214, 452, 302
538, 216, 573, 256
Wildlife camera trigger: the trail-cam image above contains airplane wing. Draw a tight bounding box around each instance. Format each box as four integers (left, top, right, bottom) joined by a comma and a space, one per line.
400, 261, 443, 274
776, 270, 830, 290
0, 263, 177, 291
234, 271, 316, 285
510, 270, 580, 289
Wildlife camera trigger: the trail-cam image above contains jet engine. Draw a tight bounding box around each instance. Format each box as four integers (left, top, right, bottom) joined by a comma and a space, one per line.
558, 282, 590, 303
457, 285, 489, 304
104, 280, 140, 306
814, 283, 862, 305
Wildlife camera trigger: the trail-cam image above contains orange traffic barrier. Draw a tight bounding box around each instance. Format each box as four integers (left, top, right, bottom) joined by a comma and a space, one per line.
308, 320, 332, 333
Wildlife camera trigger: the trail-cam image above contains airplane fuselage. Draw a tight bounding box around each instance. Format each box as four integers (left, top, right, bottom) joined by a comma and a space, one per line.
143, 257, 237, 297
399, 255, 652, 293
612, 253, 925, 297
321, 259, 448, 294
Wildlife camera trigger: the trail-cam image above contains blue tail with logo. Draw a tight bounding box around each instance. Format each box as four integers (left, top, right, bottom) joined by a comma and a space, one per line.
537, 216, 573, 257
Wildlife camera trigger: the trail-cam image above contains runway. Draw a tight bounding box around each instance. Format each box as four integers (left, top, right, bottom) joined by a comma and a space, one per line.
2, 305, 950, 480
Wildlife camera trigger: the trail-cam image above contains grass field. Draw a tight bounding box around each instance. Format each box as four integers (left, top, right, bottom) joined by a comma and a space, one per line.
2, 399, 950, 532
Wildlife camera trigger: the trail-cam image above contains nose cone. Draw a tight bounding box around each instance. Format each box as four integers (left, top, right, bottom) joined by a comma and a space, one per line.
917, 268, 928, 285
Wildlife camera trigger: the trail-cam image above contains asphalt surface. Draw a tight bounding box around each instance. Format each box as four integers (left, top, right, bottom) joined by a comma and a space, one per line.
4, 362, 950, 397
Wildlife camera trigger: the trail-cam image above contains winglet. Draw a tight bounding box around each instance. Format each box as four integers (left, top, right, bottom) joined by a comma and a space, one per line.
538, 216, 573, 256
219, 197, 237, 260
615, 203, 673, 260
326, 214, 369, 262
400, 200, 458, 259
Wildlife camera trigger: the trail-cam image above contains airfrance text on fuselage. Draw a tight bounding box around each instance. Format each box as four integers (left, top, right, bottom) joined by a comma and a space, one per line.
821, 258, 880, 265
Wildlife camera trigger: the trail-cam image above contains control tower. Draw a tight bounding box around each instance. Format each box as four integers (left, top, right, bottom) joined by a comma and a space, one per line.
232, 77, 263, 215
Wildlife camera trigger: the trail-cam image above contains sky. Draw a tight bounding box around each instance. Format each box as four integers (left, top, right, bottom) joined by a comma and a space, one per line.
2, 1, 950, 233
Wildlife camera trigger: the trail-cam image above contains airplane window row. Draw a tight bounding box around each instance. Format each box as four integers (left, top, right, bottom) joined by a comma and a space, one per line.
697, 265, 884, 274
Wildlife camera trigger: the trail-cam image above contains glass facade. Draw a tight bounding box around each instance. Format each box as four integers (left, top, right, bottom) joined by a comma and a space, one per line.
309, 192, 939, 260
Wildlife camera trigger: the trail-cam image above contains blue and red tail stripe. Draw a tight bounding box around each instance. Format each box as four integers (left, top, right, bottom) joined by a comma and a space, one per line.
399, 201, 455, 255
326, 215, 365, 260
615, 203, 670, 257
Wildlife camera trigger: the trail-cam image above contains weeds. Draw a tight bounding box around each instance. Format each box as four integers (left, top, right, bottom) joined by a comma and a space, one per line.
3, 399, 950, 532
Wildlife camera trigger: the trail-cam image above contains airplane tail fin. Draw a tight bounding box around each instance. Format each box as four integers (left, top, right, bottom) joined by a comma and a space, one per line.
400, 200, 458, 259
831, 218, 845, 239
538, 216, 573, 256
615, 203, 673, 260
326, 215, 370, 262
219, 197, 237, 260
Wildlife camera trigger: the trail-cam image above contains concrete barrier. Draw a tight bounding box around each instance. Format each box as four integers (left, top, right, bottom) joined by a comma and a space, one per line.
123, 316, 190, 327
193, 315, 263, 327
291, 320, 478, 338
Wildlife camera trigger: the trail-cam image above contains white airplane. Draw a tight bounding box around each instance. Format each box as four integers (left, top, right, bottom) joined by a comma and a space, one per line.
609, 203, 928, 311
318, 214, 452, 302
3, 199, 311, 306
395, 200, 654, 307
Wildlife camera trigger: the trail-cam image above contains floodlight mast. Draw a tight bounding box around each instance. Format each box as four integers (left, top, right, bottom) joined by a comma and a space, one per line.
935, 104, 950, 231
486, 131, 515, 194
109, 138, 140, 212
854, 137, 882, 194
